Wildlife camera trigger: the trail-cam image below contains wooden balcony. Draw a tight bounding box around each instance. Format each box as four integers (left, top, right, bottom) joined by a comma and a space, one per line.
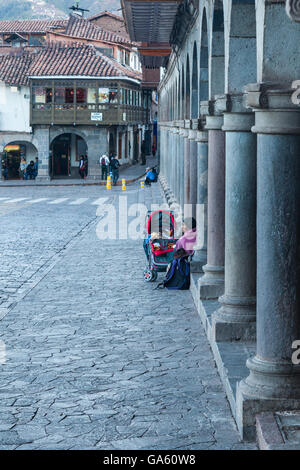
31, 103, 148, 126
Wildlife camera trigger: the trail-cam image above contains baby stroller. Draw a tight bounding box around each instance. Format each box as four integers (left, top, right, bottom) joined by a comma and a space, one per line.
143, 210, 177, 282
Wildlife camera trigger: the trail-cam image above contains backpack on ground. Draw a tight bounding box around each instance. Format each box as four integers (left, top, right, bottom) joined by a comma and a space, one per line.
158, 258, 190, 290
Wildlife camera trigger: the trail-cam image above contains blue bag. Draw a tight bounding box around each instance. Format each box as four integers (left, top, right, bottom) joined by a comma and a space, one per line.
160, 258, 190, 290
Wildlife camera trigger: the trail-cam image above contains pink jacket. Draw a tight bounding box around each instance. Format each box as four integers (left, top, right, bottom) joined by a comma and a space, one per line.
176, 229, 197, 254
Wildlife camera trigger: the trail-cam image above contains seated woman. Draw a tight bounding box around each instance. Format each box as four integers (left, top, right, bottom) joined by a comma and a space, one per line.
176, 217, 197, 256
145, 167, 157, 185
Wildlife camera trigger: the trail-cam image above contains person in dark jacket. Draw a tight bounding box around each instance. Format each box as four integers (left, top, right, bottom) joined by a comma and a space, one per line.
110, 156, 120, 185
79, 156, 85, 179
25, 161, 36, 180
140, 140, 146, 165
84, 154, 88, 179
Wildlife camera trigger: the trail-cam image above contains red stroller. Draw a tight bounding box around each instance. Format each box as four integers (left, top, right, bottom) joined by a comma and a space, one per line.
143, 210, 177, 282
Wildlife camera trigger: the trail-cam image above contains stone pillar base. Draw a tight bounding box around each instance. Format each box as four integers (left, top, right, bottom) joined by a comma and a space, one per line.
199, 282, 224, 301
212, 314, 256, 342
190, 248, 207, 273
199, 264, 224, 300
36, 176, 51, 182
236, 381, 300, 441
212, 294, 256, 341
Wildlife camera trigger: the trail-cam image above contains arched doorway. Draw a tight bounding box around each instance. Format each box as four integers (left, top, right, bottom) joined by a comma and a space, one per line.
186, 54, 191, 118
50, 133, 87, 179
210, 1, 225, 99
191, 42, 199, 119
2, 141, 37, 180
200, 9, 209, 102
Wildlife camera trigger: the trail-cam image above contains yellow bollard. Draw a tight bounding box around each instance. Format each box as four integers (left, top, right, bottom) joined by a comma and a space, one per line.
140, 181, 145, 189
122, 178, 126, 191
106, 175, 111, 190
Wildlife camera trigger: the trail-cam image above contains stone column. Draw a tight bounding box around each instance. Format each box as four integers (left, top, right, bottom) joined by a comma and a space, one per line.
191, 129, 208, 272
178, 128, 185, 210
237, 86, 300, 440
199, 116, 225, 299
159, 127, 164, 176
183, 129, 191, 209
189, 130, 198, 218
171, 128, 176, 196
173, 128, 180, 203
212, 112, 257, 341
35, 126, 51, 181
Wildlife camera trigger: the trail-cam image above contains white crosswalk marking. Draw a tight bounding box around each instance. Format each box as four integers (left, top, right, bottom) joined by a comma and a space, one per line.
28, 198, 49, 204
91, 197, 108, 206
48, 198, 69, 205
69, 198, 89, 205
0, 198, 10, 201
4, 198, 28, 204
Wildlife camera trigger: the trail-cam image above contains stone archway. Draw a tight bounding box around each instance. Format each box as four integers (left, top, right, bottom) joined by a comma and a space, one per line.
200, 9, 209, 102
186, 54, 191, 118
50, 133, 88, 179
226, 0, 256, 94
210, 1, 225, 99
191, 41, 199, 119
1, 140, 38, 180
181, 64, 185, 119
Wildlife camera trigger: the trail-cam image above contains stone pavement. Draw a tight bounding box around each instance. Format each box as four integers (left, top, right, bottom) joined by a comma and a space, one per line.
0, 180, 257, 450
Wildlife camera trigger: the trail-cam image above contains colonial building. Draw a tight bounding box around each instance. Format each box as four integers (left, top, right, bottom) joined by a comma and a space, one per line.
0, 12, 156, 180
122, 0, 300, 441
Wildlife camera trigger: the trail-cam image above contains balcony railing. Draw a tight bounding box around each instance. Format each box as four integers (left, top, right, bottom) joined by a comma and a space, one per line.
31, 103, 148, 126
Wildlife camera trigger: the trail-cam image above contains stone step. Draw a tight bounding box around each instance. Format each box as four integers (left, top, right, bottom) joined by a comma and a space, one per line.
256, 411, 300, 450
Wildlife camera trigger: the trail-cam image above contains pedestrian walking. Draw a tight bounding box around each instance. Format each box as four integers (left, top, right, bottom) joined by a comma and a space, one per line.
100, 153, 109, 180
152, 144, 156, 157
3, 162, 8, 180
33, 157, 39, 179
141, 140, 146, 165
84, 154, 88, 179
79, 155, 85, 179
25, 161, 35, 180
20, 157, 27, 180
110, 155, 120, 185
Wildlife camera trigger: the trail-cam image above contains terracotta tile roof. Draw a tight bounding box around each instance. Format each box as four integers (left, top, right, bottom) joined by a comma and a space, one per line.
65, 14, 133, 46
88, 11, 124, 22
0, 51, 34, 85
0, 19, 68, 34
28, 43, 142, 81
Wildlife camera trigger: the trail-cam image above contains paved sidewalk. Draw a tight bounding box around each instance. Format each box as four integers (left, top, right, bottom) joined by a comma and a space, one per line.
0, 181, 256, 450
0, 156, 157, 187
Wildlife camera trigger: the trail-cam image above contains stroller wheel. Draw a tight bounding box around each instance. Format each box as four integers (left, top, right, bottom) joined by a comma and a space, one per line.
152, 271, 158, 281
143, 268, 154, 282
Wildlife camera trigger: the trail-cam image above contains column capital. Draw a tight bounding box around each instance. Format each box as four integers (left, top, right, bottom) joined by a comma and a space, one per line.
222, 112, 255, 132
188, 130, 198, 140
244, 83, 300, 134
205, 115, 224, 130
195, 130, 208, 143
184, 119, 192, 130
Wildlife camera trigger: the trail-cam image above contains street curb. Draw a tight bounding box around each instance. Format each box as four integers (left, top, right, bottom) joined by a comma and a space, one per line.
0, 172, 146, 188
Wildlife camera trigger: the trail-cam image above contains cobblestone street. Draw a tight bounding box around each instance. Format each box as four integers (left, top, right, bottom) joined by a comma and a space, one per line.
0, 182, 256, 450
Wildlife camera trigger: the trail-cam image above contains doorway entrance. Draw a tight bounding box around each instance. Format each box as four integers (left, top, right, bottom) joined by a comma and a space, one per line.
50, 133, 87, 178
2, 142, 37, 180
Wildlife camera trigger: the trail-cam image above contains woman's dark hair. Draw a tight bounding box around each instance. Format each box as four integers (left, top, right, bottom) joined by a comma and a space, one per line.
183, 217, 197, 230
